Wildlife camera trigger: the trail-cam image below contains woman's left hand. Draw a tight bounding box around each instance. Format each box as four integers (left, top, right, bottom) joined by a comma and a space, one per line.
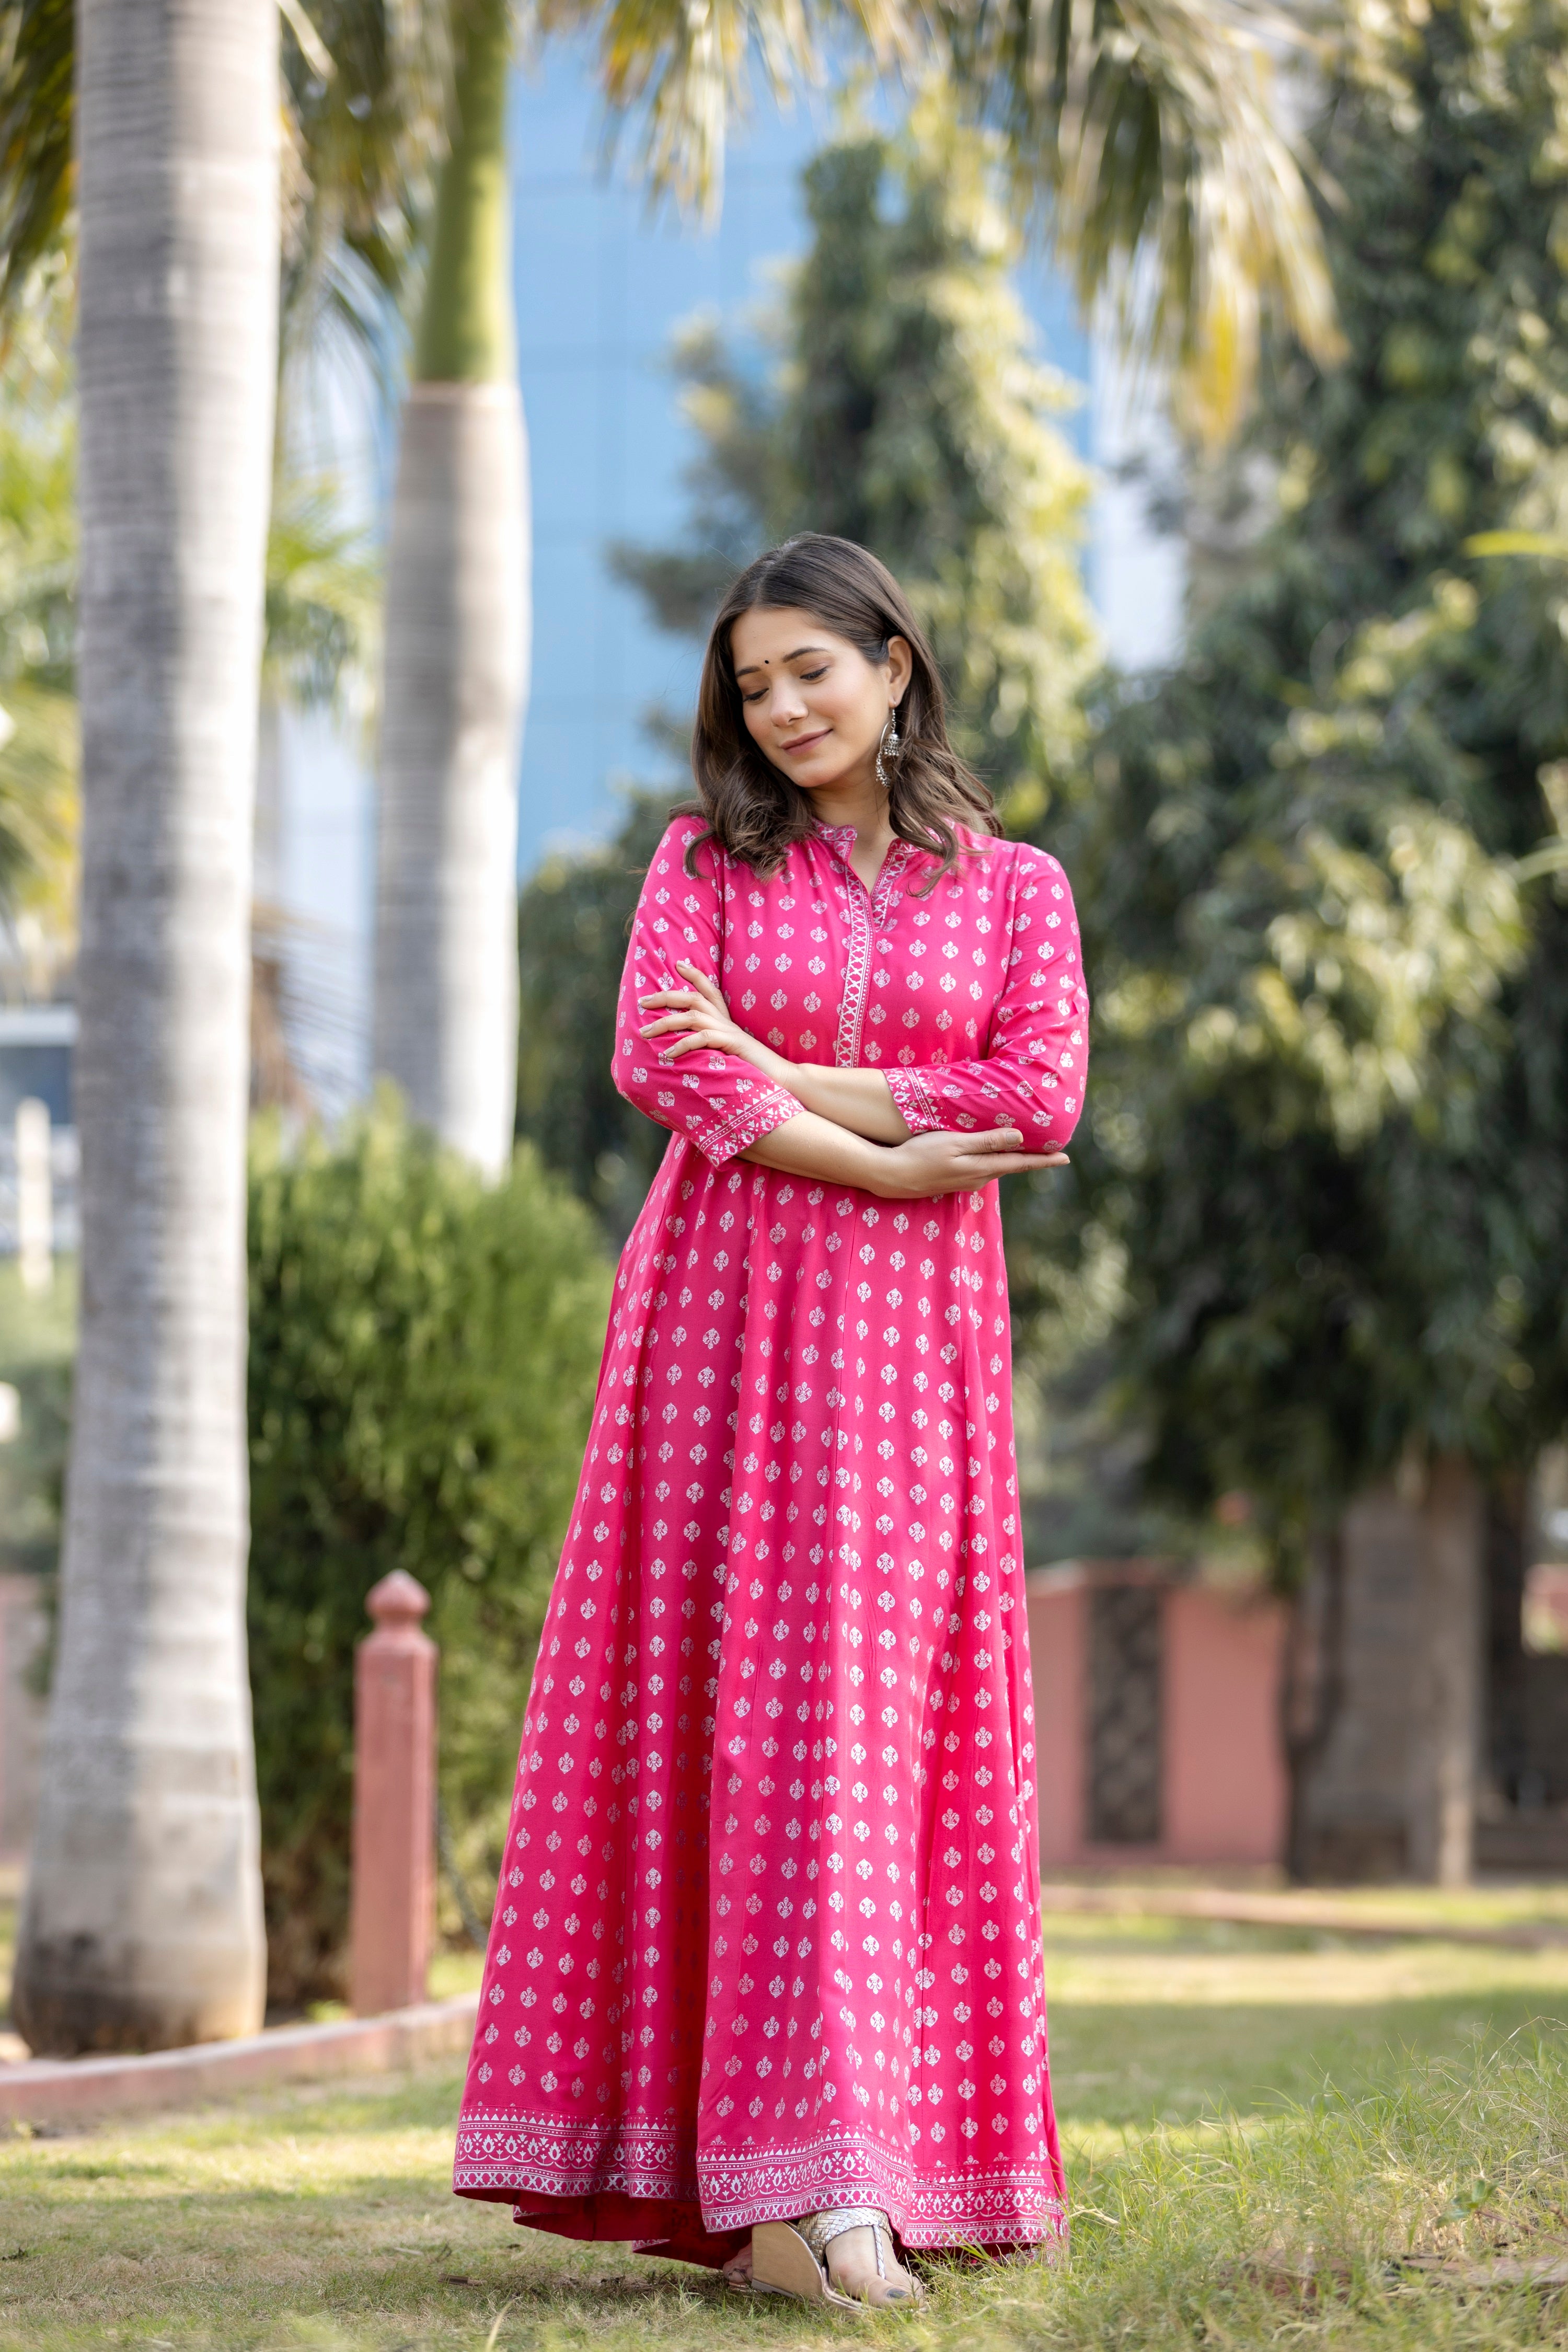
638, 960, 775, 1067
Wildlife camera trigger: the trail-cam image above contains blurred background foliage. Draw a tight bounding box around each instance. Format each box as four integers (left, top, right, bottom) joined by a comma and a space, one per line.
519, 0, 1568, 1592
247, 1093, 609, 2004
1026, 0, 1568, 1588
0, 1255, 73, 1596
517, 786, 680, 1243
0, 268, 76, 940
3, 0, 1568, 1962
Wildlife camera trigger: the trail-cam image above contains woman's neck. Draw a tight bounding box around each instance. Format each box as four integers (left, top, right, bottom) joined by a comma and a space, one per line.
806, 767, 889, 842
808, 774, 894, 892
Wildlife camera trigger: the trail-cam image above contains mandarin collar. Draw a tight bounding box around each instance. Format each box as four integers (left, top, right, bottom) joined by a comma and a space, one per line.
811, 819, 860, 858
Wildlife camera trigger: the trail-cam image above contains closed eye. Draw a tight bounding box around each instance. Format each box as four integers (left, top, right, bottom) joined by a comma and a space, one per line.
742, 663, 832, 704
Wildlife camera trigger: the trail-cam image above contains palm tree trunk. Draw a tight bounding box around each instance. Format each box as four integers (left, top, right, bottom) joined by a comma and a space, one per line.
1279, 1527, 1346, 1884
373, 0, 527, 1178
1282, 1464, 1482, 1885
11, 0, 277, 2055
1407, 1454, 1483, 1885
1483, 1469, 1530, 1806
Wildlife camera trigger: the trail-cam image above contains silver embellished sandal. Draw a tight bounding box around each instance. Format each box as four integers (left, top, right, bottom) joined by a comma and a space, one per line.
751, 2207, 924, 2310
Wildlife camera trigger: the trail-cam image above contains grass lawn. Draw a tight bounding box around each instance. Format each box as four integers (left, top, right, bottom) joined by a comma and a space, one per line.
8, 1911, 1568, 2348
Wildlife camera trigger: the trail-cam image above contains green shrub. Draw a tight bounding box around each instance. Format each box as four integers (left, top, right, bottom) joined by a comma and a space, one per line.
0, 1259, 76, 1717
0, 1258, 75, 1591
247, 1092, 610, 2006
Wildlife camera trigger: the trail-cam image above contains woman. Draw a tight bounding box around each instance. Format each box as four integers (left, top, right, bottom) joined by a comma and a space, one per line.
453, 534, 1087, 2309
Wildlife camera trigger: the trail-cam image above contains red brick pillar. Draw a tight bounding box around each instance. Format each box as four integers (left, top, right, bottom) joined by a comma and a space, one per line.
350, 1570, 437, 2016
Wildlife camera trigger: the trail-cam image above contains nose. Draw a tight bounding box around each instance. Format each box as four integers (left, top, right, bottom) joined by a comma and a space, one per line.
768, 676, 808, 727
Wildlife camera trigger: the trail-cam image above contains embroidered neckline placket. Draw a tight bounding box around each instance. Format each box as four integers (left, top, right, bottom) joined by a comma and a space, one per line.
814, 826, 916, 1067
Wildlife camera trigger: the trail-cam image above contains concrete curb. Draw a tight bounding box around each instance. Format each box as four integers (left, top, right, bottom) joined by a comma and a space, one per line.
0, 1992, 479, 2128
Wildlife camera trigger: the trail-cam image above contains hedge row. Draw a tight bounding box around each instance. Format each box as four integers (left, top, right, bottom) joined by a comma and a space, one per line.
247, 1094, 610, 2003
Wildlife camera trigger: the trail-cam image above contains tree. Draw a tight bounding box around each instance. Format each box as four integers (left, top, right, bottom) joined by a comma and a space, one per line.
0, 2, 447, 2054
373, 0, 526, 1177
10, 0, 281, 2054
0, 279, 383, 1097
568, 0, 1342, 432
0, 0, 442, 1036
1034, 0, 1568, 1879
255, 465, 384, 1109
1, 2, 448, 347
376, 0, 1340, 1175
4, 16, 1342, 1185
0, 0, 1337, 2040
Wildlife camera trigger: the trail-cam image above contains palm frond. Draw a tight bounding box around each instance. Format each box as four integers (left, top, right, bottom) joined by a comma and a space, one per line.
0, 279, 77, 924
264, 470, 382, 719
0, 0, 73, 318
0, 674, 77, 922
541, 0, 917, 221
547, 0, 1334, 431
940, 0, 1344, 436
280, 0, 453, 378
2, 1, 450, 353
1465, 529, 1568, 560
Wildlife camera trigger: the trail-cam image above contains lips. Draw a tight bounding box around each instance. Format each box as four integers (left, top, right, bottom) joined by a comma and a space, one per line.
780, 729, 829, 754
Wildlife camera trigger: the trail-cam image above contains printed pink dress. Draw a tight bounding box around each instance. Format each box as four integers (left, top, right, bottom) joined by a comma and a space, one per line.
453, 816, 1088, 2267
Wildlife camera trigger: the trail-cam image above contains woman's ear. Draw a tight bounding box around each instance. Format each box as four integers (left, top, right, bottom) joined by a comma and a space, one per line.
886, 635, 914, 704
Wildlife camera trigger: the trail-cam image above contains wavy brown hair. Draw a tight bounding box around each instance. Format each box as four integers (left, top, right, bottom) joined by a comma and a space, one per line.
686, 535, 999, 885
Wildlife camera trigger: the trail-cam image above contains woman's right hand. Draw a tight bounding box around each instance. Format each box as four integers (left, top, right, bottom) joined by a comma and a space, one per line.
869, 1126, 1068, 1200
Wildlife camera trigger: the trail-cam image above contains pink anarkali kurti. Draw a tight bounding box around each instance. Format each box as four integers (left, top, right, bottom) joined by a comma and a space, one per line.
454, 815, 1088, 2266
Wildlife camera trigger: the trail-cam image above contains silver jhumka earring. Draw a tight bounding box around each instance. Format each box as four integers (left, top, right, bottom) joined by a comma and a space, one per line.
875, 711, 901, 793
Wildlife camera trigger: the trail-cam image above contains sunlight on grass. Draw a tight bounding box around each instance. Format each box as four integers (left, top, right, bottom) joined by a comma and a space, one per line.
1046, 1874, 1568, 1931
1045, 1915, 1568, 2156
429, 1950, 485, 2003
303, 1953, 483, 2025
5, 1915, 1568, 2347
0, 1864, 17, 2020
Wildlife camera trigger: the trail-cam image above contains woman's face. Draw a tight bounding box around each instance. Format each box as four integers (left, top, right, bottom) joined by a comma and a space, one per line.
730, 604, 912, 798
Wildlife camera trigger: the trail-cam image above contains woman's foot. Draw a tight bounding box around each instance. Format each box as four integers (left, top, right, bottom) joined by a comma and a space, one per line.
721, 2239, 754, 2288
815, 2213, 920, 2307
747, 2208, 921, 2308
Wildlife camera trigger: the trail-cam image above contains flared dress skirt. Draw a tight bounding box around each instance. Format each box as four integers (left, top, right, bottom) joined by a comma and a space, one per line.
453, 815, 1088, 2265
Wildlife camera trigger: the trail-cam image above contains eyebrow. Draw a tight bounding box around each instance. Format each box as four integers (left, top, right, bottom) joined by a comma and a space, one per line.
734, 643, 829, 678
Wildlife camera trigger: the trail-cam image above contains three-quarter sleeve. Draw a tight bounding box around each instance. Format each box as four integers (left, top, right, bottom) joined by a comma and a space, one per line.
881, 843, 1088, 1156
613, 818, 805, 1167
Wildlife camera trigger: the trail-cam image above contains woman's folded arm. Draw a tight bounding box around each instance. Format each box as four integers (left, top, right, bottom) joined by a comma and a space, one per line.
879, 845, 1088, 1157
613, 818, 805, 1165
